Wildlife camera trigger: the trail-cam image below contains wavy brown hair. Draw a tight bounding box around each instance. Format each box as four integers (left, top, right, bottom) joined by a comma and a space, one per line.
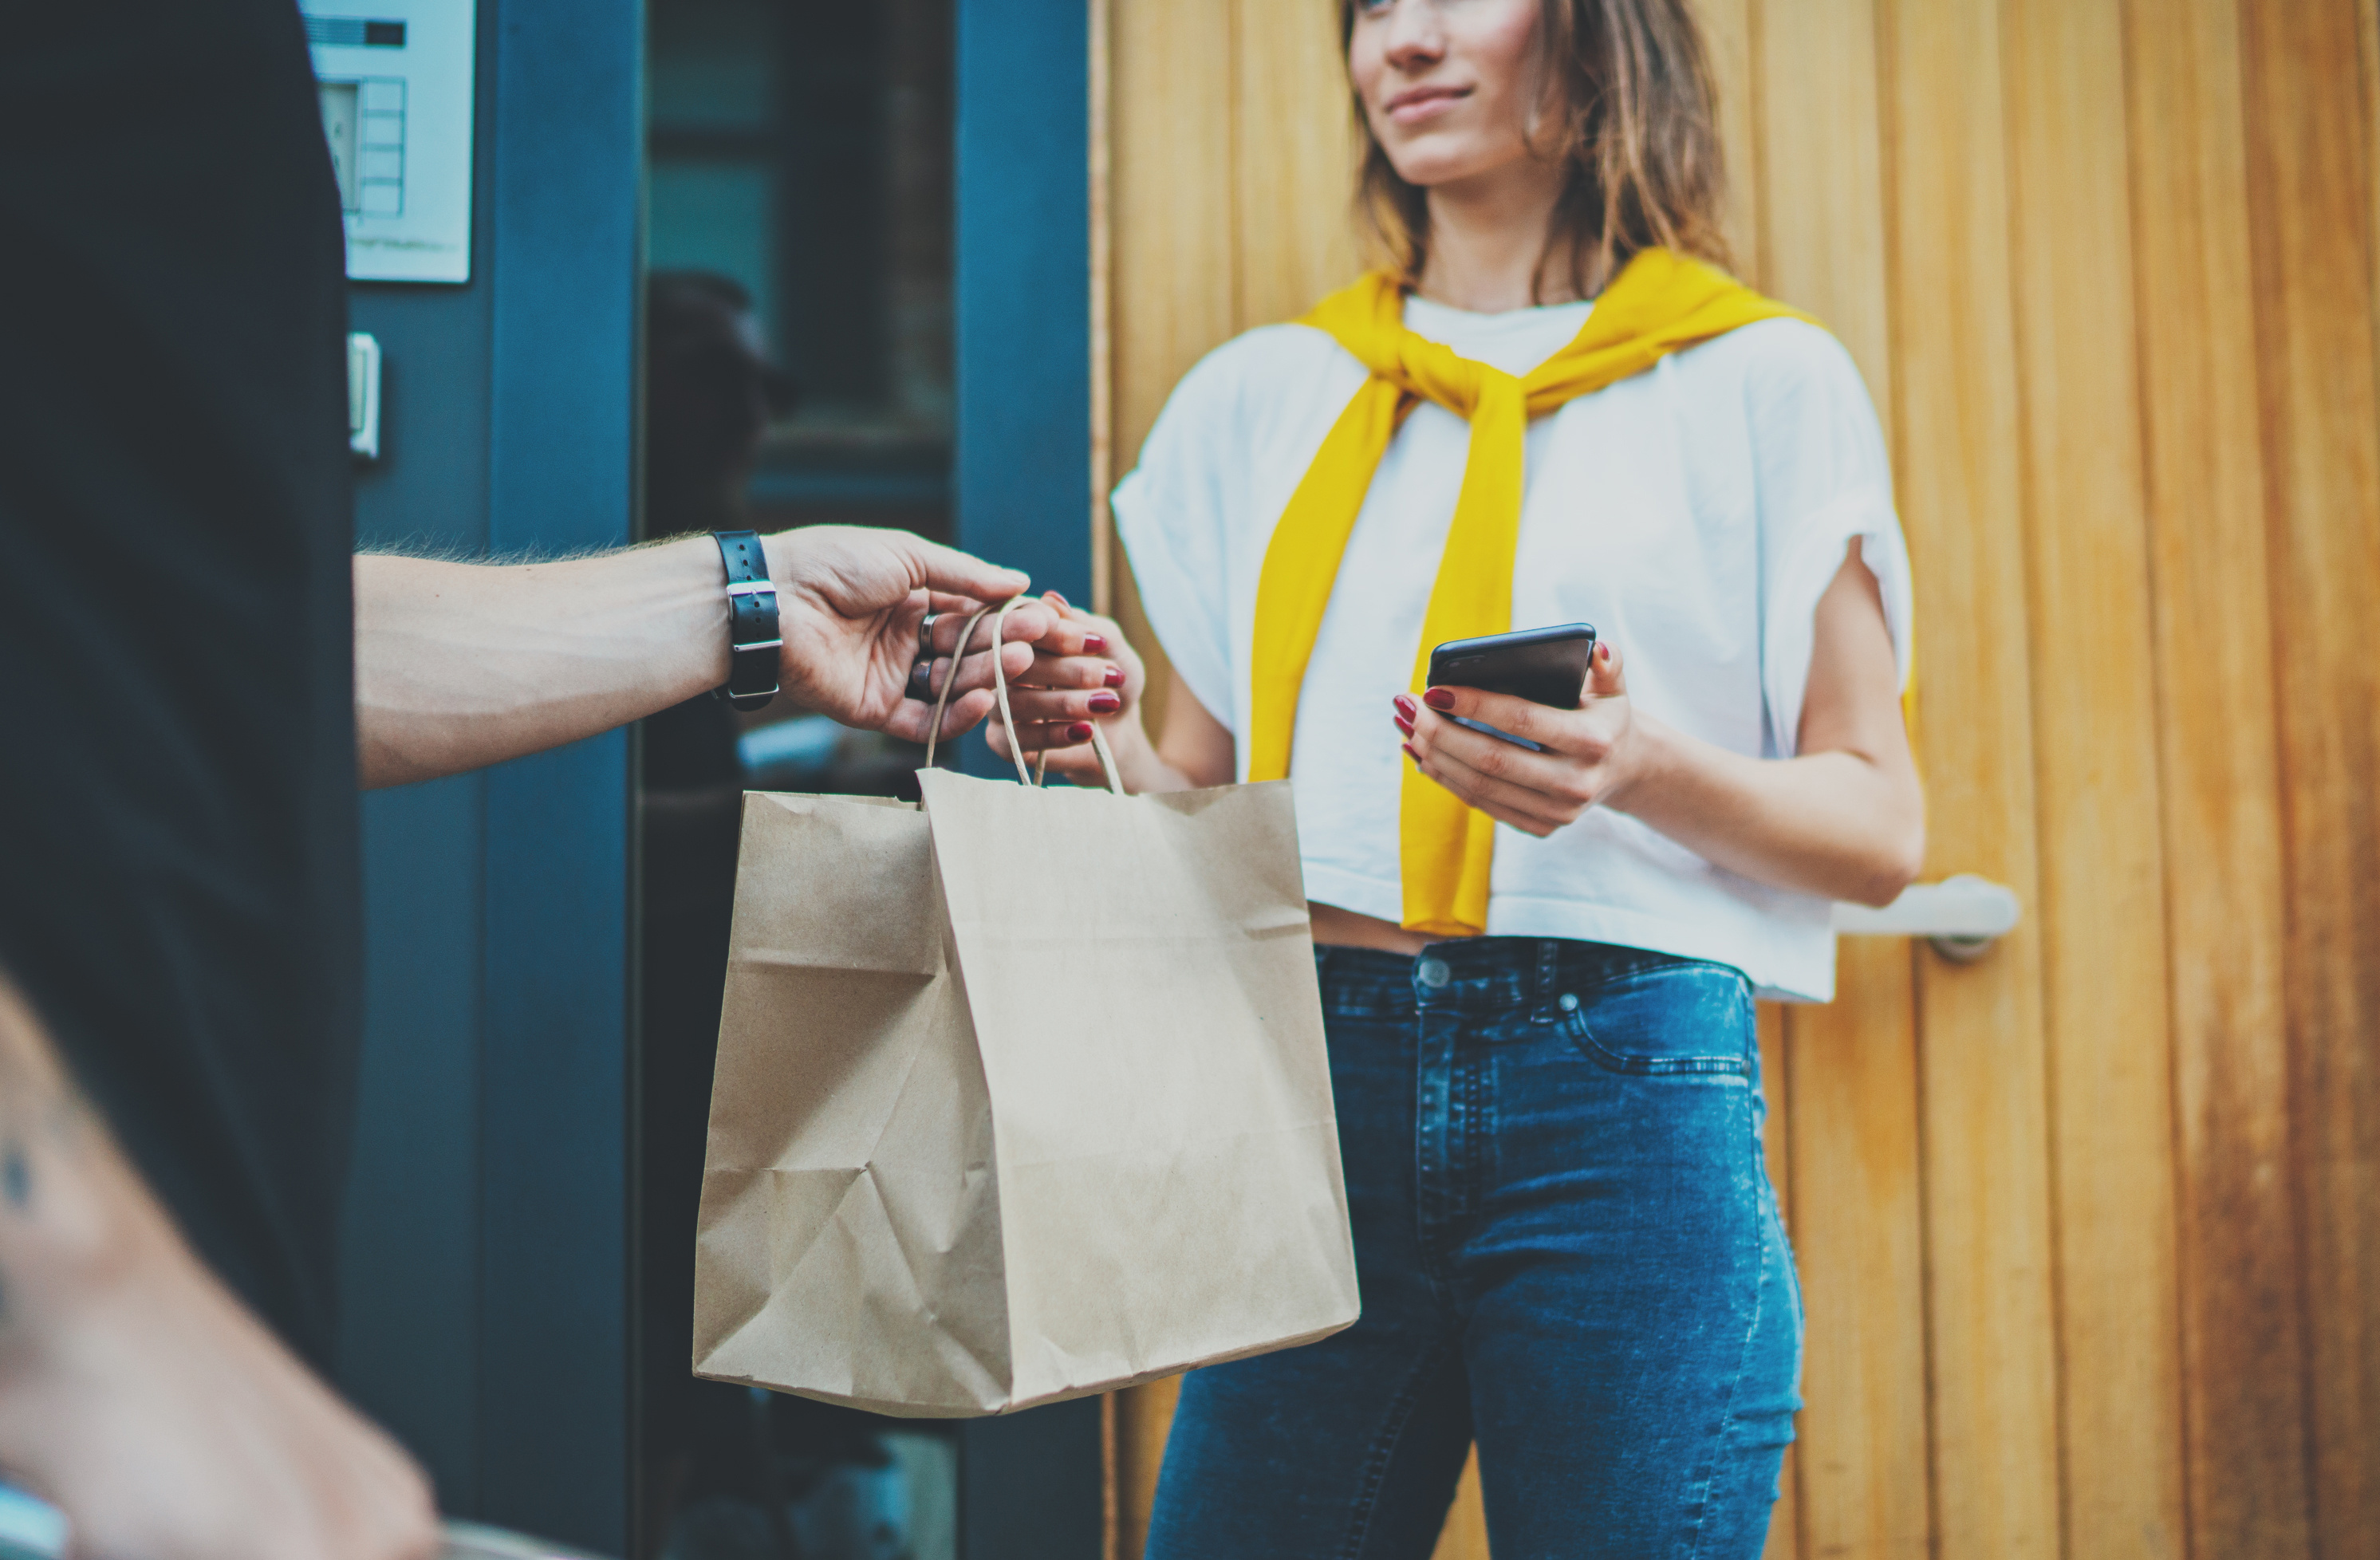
1342, 0, 1731, 301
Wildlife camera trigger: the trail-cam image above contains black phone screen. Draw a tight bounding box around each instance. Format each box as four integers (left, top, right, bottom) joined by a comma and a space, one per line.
1426, 623, 1598, 709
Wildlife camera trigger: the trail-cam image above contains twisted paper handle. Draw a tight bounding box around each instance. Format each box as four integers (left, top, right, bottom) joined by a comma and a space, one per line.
920, 597, 1125, 794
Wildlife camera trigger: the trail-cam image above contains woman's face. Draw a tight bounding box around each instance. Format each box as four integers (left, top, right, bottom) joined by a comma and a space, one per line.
1348, 0, 1548, 191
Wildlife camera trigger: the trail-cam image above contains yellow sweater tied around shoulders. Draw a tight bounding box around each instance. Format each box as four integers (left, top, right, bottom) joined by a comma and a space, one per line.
1247, 246, 1816, 938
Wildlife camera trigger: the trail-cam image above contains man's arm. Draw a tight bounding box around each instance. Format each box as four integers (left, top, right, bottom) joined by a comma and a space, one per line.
357, 526, 1096, 790
0, 976, 439, 1560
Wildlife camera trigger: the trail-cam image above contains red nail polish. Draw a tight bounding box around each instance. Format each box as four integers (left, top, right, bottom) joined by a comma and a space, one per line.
1089, 691, 1122, 715
1393, 715, 1415, 736
1104, 664, 1127, 688
1597, 643, 1610, 663
1083, 633, 1109, 654
1393, 693, 1417, 719
1402, 742, 1421, 762
1068, 722, 1094, 743
1422, 687, 1456, 711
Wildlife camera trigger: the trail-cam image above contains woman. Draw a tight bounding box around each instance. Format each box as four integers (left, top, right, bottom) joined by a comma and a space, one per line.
1001, 0, 1921, 1552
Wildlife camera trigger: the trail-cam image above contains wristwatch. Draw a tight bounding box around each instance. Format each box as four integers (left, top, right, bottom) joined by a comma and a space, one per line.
712, 530, 781, 711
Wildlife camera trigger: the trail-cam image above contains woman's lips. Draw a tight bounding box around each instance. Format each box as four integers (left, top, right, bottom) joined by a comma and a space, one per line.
1385, 86, 1468, 125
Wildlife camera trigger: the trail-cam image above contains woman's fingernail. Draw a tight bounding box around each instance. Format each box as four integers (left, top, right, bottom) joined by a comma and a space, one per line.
1597, 643, 1610, 663
1089, 691, 1122, 715
1402, 742, 1421, 762
1069, 722, 1094, 743
1104, 664, 1127, 688
1083, 633, 1109, 654
1422, 687, 1456, 711
1393, 715, 1415, 737
1049, 591, 1071, 608
1393, 693, 1418, 719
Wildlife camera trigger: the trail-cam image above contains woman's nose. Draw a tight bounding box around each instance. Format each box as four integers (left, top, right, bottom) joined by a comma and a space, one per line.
1380, 0, 1448, 66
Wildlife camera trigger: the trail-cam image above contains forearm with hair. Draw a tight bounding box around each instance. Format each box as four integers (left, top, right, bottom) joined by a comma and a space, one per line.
353, 537, 731, 790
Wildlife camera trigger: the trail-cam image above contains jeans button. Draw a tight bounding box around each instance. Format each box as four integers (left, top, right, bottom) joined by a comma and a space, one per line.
1417, 956, 1452, 990
1558, 991, 1579, 1013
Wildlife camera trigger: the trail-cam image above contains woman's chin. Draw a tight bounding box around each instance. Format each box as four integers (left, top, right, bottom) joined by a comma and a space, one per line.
1383, 141, 1538, 195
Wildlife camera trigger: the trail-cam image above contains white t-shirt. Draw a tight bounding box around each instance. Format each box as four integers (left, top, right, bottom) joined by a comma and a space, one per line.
1113, 293, 1912, 1002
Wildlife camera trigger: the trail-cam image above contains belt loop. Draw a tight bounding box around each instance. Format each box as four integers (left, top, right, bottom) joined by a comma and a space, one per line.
1532, 939, 1562, 1022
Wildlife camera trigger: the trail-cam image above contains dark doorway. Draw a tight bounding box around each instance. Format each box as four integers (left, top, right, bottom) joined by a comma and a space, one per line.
636, 5, 960, 1558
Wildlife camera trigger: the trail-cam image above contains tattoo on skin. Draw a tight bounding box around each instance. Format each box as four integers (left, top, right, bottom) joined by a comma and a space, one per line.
0, 975, 117, 1346
0, 975, 100, 1231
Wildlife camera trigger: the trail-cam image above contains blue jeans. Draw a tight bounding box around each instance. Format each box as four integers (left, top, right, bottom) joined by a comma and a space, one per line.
1147, 940, 1800, 1560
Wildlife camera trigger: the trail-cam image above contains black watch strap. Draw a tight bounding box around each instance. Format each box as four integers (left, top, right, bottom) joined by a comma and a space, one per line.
712, 530, 780, 712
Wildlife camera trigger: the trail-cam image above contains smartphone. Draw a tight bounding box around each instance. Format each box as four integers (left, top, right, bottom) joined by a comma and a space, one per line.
1424, 622, 1598, 750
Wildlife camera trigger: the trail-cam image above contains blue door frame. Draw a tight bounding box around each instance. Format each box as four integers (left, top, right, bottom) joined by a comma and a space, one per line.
952, 0, 1107, 1554
341, 0, 640, 1548
341, 0, 1101, 1552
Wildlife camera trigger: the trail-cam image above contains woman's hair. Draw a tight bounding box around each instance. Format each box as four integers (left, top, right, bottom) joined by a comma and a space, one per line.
1342, 0, 1730, 301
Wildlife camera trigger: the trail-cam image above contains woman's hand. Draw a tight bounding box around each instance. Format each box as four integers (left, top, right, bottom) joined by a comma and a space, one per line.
1393, 639, 1641, 837
982, 595, 1149, 786
766, 526, 1054, 743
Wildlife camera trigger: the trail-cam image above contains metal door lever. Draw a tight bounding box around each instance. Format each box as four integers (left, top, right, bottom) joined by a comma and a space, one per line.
1834, 874, 2021, 962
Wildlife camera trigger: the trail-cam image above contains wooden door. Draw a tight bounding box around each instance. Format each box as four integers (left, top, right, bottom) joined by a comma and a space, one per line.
1090, 2, 2380, 1555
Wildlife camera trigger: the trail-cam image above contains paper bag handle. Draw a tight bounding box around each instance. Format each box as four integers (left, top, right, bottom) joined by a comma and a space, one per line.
921, 597, 1126, 794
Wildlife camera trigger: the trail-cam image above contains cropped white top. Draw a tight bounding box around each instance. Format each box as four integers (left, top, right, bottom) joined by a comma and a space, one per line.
1113, 296, 1911, 1002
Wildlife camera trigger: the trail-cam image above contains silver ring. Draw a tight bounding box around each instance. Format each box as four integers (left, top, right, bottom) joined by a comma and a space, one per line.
919, 611, 941, 654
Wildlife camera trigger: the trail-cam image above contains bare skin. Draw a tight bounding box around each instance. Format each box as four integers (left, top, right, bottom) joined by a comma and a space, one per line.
0, 977, 439, 1560
0, 526, 1104, 1550
357, 526, 1115, 790
994, 0, 1924, 950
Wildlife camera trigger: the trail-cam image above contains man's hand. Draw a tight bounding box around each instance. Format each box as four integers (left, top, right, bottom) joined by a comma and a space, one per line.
764, 526, 1058, 744
357, 528, 1056, 788
0, 979, 439, 1560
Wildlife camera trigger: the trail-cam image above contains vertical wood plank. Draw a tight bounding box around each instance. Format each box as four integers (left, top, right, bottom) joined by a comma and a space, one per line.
2238, 0, 2380, 1550
1755, 5, 1920, 1558
1110, 0, 1237, 464
1107, 0, 1238, 731
1783, 950, 1929, 1560
1105, 6, 1242, 1537
1996, 0, 2188, 1553
1113, 1373, 1182, 1560
1878, 0, 2063, 1554
1231, 0, 1357, 330
1698, 0, 1763, 286
1427, 1449, 1490, 1560
2120, 0, 2314, 1551
1753, 0, 1893, 428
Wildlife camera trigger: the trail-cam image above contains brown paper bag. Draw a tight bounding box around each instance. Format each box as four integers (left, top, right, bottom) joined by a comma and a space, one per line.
692, 610, 1358, 1416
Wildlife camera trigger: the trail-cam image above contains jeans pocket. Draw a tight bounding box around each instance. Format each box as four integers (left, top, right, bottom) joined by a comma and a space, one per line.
1562, 961, 1754, 1077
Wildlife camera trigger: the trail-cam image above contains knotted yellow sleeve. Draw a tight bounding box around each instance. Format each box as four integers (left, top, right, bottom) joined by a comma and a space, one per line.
1247, 250, 1817, 937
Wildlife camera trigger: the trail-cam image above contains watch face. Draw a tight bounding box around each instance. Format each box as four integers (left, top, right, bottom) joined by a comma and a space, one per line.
441, 1522, 615, 1560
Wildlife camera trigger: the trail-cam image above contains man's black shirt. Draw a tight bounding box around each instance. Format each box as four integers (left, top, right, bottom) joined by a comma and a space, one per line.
0, 2, 361, 1365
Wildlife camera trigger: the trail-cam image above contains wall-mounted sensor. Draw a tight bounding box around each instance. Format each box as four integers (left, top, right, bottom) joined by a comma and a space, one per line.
303, 0, 478, 283
349, 333, 383, 461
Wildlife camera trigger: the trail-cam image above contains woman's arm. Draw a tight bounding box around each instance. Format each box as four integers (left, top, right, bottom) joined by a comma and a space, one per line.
999, 546, 1921, 907
1399, 542, 1925, 906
